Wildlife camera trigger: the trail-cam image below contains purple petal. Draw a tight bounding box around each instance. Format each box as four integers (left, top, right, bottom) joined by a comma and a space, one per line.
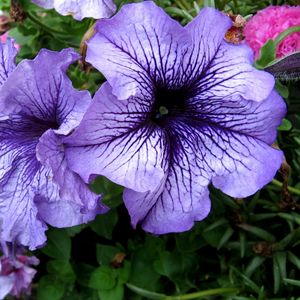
35, 129, 107, 227
86, 1, 190, 100
32, 0, 116, 20
31, 0, 54, 9
124, 168, 211, 234
185, 8, 274, 102
65, 82, 166, 192
0, 158, 48, 250
0, 37, 17, 88
0, 275, 14, 299
0, 48, 91, 134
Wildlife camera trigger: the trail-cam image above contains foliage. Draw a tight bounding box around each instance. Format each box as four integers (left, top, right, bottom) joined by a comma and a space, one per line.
1, 0, 300, 299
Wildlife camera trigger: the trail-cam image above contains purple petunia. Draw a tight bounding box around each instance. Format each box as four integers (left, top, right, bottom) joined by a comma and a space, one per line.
32, 0, 116, 20
0, 37, 17, 89
0, 252, 39, 299
65, 2, 286, 234
0, 47, 107, 250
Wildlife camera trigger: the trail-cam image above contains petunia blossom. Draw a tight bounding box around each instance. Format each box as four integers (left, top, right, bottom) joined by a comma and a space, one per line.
0, 252, 39, 299
0, 48, 107, 250
65, 2, 286, 234
32, 0, 116, 21
244, 5, 300, 58
0, 36, 17, 89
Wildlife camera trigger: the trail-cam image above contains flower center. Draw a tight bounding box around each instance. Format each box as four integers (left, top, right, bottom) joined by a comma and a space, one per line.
151, 87, 189, 127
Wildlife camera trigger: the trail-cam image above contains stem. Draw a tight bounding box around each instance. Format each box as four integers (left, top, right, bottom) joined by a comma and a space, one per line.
274, 26, 300, 46
27, 12, 66, 35
272, 179, 300, 196
164, 288, 240, 300
27, 12, 79, 48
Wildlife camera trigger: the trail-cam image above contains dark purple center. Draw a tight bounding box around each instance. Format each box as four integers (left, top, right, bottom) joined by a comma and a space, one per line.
151, 86, 189, 127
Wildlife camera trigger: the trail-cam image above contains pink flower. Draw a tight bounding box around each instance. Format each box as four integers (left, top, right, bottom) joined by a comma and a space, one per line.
244, 6, 300, 58
0, 254, 39, 299
0, 32, 20, 50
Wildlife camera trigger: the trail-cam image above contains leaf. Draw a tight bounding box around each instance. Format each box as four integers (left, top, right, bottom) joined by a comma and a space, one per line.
42, 229, 71, 260
37, 276, 65, 300
255, 39, 276, 69
278, 119, 292, 131
245, 256, 266, 278
287, 251, 300, 270
217, 227, 234, 250
90, 209, 118, 239
47, 260, 76, 284
89, 266, 117, 290
237, 224, 276, 242
283, 278, 300, 287
96, 244, 121, 266
98, 282, 124, 300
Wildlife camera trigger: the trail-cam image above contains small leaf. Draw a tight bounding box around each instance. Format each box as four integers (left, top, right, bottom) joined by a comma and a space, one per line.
98, 282, 124, 300
96, 244, 121, 266
255, 39, 276, 68
245, 256, 266, 278
90, 209, 118, 239
47, 260, 75, 284
237, 224, 276, 242
283, 278, 300, 287
217, 227, 234, 250
278, 119, 292, 131
273, 255, 281, 294
89, 266, 117, 290
287, 251, 300, 270
37, 276, 65, 300
42, 229, 71, 260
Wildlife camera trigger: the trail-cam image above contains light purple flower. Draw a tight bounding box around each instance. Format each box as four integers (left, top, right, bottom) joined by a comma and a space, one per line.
0, 253, 39, 299
0, 37, 17, 88
65, 2, 286, 234
32, 0, 116, 20
0, 48, 107, 250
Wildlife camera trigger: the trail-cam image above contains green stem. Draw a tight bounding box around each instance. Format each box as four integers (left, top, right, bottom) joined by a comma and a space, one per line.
164, 288, 240, 300
27, 12, 66, 35
27, 12, 79, 48
274, 26, 300, 46
272, 179, 300, 196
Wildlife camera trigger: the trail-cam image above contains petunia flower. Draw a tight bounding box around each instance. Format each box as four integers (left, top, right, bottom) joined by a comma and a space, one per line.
65, 2, 286, 234
0, 252, 39, 299
32, 0, 116, 21
0, 48, 107, 250
244, 5, 300, 58
0, 36, 17, 88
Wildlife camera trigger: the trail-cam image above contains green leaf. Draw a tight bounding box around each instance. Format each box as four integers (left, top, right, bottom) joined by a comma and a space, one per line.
37, 276, 65, 300
96, 244, 121, 265
98, 282, 124, 300
42, 229, 71, 260
287, 251, 300, 270
255, 39, 276, 69
237, 224, 276, 242
90, 209, 118, 239
118, 261, 131, 284
217, 227, 234, 249
278, 119, 292, 131
245, 256, 266, 278
283, 278, 300, 287
47, 260, 76, 284
273, 254, 281, 294
89, 266, 117, 290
